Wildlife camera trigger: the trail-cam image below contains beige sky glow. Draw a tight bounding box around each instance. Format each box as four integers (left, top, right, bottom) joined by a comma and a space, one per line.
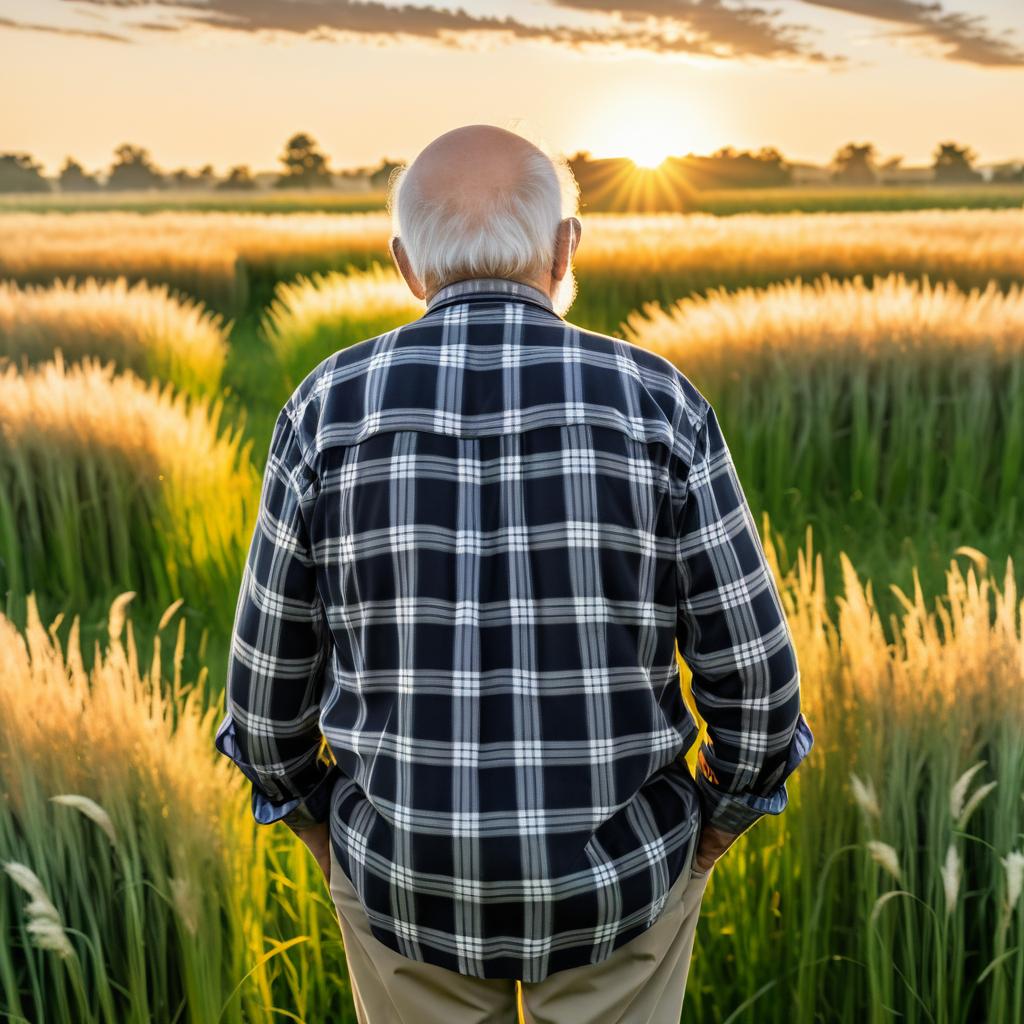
1, 0, 1021, 174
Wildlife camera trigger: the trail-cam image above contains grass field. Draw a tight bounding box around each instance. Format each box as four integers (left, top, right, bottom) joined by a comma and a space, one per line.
2, 182, 1022, 216
3, 208, 1022, 333
1, 204, 1023, 1022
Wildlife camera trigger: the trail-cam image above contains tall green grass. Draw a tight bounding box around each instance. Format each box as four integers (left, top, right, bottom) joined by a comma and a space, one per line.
4, 209, 1023, 324
2, 204, 1023, 1021
2, 184, 1021, 216
0, 355, 256, 628
0, 277, 229, 397
679, 529, 1024, 1023
571, 209, 1024, 332
2, 527, 1020, 1022
623, 274, 1024, 598
0, 212, 391, 314
0, 592, 358, 1024
260, 263, 424, 401
692, 184, 1024, 216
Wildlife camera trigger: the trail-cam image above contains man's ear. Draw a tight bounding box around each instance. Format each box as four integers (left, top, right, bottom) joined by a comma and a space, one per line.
552, 217, 582, 282
390, 236, 426, 300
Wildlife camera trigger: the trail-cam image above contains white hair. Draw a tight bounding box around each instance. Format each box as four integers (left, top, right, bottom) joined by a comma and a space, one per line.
387, 145, 580, 295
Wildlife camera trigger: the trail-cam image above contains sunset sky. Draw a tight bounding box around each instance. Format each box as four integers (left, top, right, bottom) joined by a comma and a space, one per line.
2, 0, 1022, 175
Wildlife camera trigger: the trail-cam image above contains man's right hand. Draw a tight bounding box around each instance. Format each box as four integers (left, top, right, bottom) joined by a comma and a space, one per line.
693, 823, 741, 872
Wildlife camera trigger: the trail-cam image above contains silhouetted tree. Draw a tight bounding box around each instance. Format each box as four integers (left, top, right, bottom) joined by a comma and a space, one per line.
58, 157, 101, 192
337, 164, 371, 181
933, 142, 982, 184
0, 153, 50, 193
107, 144, 166, 190
832, 143, 878, 185
992, 161, 1024, 184
368, 159, 403, 190
171, 164, 216, 189
275, 133, 332, 189
684, 146, 791, 188
217, 165, 258, 191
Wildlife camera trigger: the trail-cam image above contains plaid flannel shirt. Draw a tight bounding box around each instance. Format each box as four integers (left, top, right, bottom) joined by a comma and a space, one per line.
214, 275, 813, 981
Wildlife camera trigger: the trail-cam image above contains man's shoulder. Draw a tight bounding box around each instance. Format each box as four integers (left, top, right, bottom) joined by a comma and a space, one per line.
566, 321, 711, 441
279, 313, 711, 462
280, 323, 405, 424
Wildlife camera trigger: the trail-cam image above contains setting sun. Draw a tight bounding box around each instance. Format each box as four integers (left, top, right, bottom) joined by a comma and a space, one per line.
579, 87, 713, 171
604, 110, 683, 169
626, 141, 675, 170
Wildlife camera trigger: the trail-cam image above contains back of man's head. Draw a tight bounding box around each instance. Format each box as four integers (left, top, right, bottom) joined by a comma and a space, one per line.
387, 124, 581, 314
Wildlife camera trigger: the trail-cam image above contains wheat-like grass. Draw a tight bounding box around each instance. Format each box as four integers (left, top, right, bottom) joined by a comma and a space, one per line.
623, 274, 1024, 542
680, 523, 1024, 1021
261, 262, 424, 399
2, 861, 76, 960
623, 272, 1024, 371
3, 208, 1022, 318
0, 276, 229, 395
0, 592, 349, 1022
581, 208, 1024, 288
0, 211, 391, 310
0, 592, 244, 1018
0, 593, 229, 864
0, 354, 256, 621
0, 518, 1020, 1019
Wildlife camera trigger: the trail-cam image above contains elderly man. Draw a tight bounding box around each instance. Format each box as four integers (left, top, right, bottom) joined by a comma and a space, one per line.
215, 124, 813, 1023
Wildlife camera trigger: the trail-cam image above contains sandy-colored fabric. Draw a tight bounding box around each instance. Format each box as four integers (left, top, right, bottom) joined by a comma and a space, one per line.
328, 840, 711, 1024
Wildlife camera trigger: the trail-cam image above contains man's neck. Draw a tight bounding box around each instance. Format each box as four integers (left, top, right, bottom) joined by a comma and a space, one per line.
426, 272, 553, 306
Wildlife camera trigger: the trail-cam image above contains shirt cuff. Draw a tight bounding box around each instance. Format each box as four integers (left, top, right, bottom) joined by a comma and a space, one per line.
214, 712, 341, 830
694, 712, 814, 836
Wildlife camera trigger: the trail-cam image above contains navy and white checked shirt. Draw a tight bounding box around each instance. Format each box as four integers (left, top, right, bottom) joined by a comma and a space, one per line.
215, 275, 813, 982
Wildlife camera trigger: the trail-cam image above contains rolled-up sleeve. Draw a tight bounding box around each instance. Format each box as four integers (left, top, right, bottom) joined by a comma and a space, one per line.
672, 404, 813, 837
214, 404, 342, 831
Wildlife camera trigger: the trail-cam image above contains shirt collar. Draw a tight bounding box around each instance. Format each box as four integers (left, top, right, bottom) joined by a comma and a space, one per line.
424, 276, 557, 316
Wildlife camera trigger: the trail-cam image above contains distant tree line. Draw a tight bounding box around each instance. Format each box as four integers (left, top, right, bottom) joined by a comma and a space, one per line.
0, 133, 397, 194
827, 141, 1020, 185
0, 133, 1021, 195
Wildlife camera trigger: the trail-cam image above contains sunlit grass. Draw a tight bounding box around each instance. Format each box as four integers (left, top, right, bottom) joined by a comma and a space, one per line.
572, 208, 1024, 330
623, 273, 1024, 555
680, 527, 1024, 1022
4, 209, 1023, 325
0, 591, 357, 1023
0, 212, 392, 313
261, 262, 424, 401
2, 184, 1022, 216
0, 188, 387, 215
2, 202, 1023, 1021
0, 355, 256, 625
0, 276, 229, 396
1, 524, 1021, 1021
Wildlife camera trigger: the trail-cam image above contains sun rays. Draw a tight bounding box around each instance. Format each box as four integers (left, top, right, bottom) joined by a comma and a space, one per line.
576, 156, 696, 212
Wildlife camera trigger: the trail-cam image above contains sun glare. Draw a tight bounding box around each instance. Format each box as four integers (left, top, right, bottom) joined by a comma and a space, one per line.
611, 120, 683, 170
581, 87, 717, 174
627, 141, 675, 170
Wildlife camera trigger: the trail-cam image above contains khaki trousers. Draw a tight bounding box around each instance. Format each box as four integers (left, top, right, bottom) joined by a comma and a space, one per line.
328, 842, 710, 1024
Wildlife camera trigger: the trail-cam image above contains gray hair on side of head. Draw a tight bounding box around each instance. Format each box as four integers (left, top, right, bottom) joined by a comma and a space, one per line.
386, 145, 581, 294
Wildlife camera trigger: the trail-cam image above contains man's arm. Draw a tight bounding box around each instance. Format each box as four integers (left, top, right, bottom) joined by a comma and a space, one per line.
214, 404, 342, 836
672, 404, 813, 865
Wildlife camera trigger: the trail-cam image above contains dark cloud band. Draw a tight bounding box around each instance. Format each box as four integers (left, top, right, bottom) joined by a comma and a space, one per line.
4, 0, 1020, 67
795, 0, 1024, 67
40, 0, 833, 60
0, 13, 130, 42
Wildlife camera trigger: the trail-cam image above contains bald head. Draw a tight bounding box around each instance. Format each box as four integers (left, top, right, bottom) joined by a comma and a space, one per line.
403, 126, 542, 225
387, 124, 582, 316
